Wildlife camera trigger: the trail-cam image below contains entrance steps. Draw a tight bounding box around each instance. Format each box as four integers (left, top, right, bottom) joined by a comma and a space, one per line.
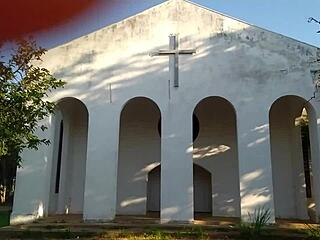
0, 214, 314, 239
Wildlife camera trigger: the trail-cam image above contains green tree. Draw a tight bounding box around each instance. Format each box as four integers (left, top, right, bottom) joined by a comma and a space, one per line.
0, 38, 65, 203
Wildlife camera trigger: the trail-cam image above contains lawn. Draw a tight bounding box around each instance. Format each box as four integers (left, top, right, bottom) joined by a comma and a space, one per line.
0, 211, 10, 227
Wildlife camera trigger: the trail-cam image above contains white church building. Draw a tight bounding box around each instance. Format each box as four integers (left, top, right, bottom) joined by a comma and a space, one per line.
11, 0, 320, 224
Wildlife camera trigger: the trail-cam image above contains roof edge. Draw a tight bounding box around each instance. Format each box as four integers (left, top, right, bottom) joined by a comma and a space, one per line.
50, 0, 319, 50
48, 0, 171, 49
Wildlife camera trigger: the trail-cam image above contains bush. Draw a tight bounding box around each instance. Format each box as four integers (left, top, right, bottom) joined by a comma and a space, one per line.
239, 207, 271, 239
0, 211, 10, 227
305, 224, 320, 239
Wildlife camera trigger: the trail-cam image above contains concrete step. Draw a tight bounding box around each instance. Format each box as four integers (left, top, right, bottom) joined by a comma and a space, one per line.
0, 215, 313, 239
0, 222, 309, 239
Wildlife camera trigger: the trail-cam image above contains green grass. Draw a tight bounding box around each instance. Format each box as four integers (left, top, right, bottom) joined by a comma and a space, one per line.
304, 224, 320, 239
0, 226, 310, 239
0, 211, 10, 227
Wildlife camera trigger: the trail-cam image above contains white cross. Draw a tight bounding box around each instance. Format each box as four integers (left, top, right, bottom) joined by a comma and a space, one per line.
150, 34, 196, 87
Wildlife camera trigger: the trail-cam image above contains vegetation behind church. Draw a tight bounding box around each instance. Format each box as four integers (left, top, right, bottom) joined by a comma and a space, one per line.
0, 38, 65, 204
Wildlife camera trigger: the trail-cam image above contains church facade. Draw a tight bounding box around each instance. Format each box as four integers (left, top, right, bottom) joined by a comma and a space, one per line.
11, 0, 320, 224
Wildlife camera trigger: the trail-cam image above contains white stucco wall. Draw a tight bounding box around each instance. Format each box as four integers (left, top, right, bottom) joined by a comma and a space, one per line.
11, 117, 53, 224
12, 0, 320, 223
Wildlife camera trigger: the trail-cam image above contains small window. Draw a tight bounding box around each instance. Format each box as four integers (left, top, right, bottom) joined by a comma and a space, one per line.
55, 120, 63, 194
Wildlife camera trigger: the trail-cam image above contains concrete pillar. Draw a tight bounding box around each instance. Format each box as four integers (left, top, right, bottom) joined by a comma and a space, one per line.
56, 115, 71, 214
47, 111, 62, 215
11, 117, 54, 224
83, 105, 120, 221
291, 121, 308, 219
308, 101, 320, 222
161, 103, 194, 223
237, 106, 275, 223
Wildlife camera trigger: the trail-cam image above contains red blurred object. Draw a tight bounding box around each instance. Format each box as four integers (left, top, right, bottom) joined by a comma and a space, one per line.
0, 0, 105, 44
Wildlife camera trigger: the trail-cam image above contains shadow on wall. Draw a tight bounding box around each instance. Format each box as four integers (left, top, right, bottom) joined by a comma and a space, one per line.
269, 95, 317, 220
49, 97, 89, 215
116, 97, 161, 215
49, 25, 315, 108
44, 25, 316, 218
191, 96, 240, 217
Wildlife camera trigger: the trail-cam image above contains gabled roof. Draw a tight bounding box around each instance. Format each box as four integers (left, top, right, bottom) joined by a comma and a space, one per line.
52, 0, 317, 50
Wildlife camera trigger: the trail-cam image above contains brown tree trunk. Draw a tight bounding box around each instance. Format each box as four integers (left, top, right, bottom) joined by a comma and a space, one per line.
0, 157, 7, 204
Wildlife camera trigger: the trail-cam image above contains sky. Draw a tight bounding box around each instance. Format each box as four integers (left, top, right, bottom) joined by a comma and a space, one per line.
1, 0, 320, 48
199, 0, 320, 47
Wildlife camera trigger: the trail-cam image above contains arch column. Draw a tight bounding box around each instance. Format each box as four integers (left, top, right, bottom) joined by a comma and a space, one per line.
237, 104, 275, 223
56, 115, 71, 214
83, 105, 120, 221
308, 100, 320, 222
161, 104, 194, 223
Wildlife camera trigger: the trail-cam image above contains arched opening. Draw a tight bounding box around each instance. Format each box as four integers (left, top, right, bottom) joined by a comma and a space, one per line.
269, 95, 317, 221
49, 97, 89, 215
145, 163, 212, 217
193, 96, 240, 219
117, 97, 161, 218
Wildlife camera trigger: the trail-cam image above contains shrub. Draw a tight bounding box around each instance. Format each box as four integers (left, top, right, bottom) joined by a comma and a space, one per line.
305, 224, 320, 239
239, 207, 271, 239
